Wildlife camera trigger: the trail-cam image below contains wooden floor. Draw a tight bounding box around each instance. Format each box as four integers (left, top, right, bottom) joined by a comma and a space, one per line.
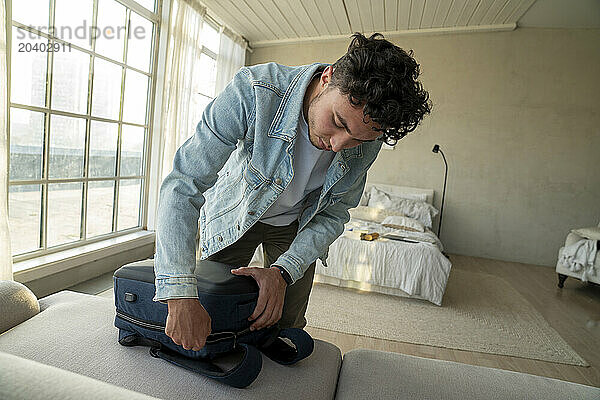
91, 254, 600, 387
306, 254, 600, 387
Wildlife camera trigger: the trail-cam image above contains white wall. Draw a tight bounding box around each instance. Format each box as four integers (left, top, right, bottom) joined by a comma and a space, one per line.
249, 28, 600, 267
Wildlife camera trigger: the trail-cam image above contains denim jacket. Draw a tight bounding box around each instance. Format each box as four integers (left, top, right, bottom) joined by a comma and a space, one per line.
154, 62, 382, 301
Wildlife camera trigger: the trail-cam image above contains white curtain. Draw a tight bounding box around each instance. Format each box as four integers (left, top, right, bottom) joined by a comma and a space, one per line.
158, 0, 207, 186
215, 27, 247, 94
156, 1, 247, 188
0, 0, 13, 281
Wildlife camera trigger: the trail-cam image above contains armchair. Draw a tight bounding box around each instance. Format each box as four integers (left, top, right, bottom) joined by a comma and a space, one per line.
556, 222, 600, 287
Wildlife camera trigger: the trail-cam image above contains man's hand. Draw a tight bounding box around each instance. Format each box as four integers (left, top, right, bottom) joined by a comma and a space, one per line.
231, 266, 287, 331
165, 298, 211, 351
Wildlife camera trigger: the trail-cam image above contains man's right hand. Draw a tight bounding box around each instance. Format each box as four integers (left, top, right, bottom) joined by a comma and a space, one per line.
165, 298, 211, 351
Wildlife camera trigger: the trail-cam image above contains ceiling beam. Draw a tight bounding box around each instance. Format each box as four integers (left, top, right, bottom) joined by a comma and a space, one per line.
251, 22, 517, 48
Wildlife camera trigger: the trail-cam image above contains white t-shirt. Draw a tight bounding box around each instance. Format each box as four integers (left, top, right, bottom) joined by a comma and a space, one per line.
260, 109, 335, 226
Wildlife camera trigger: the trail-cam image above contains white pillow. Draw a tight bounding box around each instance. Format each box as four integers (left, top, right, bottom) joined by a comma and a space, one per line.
368, 186, 438, 228
572, 227, 600, 241
349, 206, 404, 224
368, 186, 394, 207
369, 186, 427, 202
381, 215, 425, 232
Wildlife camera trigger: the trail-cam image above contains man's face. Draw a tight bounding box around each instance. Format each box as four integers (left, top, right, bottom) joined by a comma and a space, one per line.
306, 66, 381, 153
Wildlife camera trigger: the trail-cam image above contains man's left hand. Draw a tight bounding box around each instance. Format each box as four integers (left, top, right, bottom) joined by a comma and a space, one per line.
231, 266, 287, 331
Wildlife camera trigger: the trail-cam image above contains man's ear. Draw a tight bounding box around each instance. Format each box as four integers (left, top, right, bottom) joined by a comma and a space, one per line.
321, 65, 333, 87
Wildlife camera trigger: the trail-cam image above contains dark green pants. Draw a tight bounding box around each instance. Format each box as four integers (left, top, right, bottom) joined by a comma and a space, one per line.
206, 220, 315, 329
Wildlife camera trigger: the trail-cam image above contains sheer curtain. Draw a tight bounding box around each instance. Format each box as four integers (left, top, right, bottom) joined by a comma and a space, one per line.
158, 0, 207, 186
215, 27, 247, 94
0, 0, 13, 281
154, 2, 247, 216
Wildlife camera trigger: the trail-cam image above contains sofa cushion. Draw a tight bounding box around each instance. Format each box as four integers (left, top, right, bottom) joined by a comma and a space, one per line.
0, 280, 40, 334
0, 291, 341, 400
335, 349, 599, 400
0, 352, 159, 400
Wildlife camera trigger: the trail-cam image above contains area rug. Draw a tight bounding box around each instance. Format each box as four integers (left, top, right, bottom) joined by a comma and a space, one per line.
305, 269, 588, 366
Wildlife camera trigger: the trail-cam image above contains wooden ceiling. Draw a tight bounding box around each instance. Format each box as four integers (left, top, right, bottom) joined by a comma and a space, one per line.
200, 0, 539, 47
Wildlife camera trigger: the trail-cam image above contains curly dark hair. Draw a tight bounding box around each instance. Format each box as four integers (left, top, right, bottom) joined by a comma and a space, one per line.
330, 32, 431, 145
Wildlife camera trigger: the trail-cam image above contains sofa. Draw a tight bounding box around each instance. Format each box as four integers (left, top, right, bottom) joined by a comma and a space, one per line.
556, 223, 600, 287
0, 280, 598, 399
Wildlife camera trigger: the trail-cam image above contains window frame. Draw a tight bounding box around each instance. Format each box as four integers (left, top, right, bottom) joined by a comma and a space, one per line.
198, 16, 219, 100
7, 0, 163, 263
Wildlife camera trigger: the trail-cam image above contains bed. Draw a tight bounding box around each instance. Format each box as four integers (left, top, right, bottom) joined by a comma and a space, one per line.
314, 183, 452, 306
250, 183, 452, 306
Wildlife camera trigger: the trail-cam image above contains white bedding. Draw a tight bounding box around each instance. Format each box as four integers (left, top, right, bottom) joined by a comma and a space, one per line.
250, 183, 452, 306
249, 216, 452, 306
315, 218, 452, 306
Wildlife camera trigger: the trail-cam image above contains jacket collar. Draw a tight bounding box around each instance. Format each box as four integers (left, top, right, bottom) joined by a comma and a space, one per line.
268, 63, 328, 142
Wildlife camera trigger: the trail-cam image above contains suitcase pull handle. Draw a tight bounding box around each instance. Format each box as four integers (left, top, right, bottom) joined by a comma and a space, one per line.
124, 293, 137, 302
260, 328, 314, 365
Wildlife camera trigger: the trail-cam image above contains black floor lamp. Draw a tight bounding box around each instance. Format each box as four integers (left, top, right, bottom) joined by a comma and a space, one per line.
432, 144, 447, 240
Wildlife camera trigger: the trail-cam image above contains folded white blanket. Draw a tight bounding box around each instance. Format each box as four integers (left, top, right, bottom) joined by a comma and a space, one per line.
559, 239, 598, 282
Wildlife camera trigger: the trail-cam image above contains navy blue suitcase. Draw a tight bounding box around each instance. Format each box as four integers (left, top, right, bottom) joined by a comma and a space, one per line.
113, 259, 314, 388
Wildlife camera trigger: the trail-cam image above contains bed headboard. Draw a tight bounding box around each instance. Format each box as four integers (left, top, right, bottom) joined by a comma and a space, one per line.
364, 183, 435, 205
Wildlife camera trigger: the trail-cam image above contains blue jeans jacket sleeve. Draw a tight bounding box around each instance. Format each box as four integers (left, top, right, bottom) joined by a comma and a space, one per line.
274, 171, 368, 283
153, 68, 256, 302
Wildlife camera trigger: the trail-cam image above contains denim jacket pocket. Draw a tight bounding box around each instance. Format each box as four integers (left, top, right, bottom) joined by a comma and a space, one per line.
206, 187, 245, 223
204, 173, 246, 223
244, 161, 267, 190
328, 191, 349, 207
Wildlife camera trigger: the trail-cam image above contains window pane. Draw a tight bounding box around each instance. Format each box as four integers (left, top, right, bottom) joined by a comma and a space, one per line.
49, 115, 86, 179
9, 108, 45, 181
122, 69, 148, 124
48, 182, 83, 247
12, 0, 49, 29
11, 28, 48, 107
202, 22, 220, 54
120, 125, 144, 176
95, 0, 127, 62
92, 57, 123, 120
8, 185, 42, 255
190, 94, 211, 134
197, 53, 216, 97
127, 12, 153, 73
54, 0, 94, 49
87, 181, 115, 238
117, 179, 141, 230
51, 48, 90, 114
89, 121, 118, 177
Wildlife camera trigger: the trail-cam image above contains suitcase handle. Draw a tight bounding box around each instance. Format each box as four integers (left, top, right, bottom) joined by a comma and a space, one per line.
149, 342, 262, 389
260, 328, 314, 365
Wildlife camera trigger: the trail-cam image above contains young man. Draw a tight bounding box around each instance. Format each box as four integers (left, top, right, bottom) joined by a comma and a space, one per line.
154, 33, 431, 351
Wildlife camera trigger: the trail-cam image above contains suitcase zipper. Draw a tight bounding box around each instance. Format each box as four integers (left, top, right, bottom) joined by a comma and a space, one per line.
116, 310, 252, 344
116, 311, 165, 331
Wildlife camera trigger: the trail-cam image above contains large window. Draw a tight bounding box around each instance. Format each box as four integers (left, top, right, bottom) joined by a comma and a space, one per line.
8, 0, 160, 259
191, 16, 220, 125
